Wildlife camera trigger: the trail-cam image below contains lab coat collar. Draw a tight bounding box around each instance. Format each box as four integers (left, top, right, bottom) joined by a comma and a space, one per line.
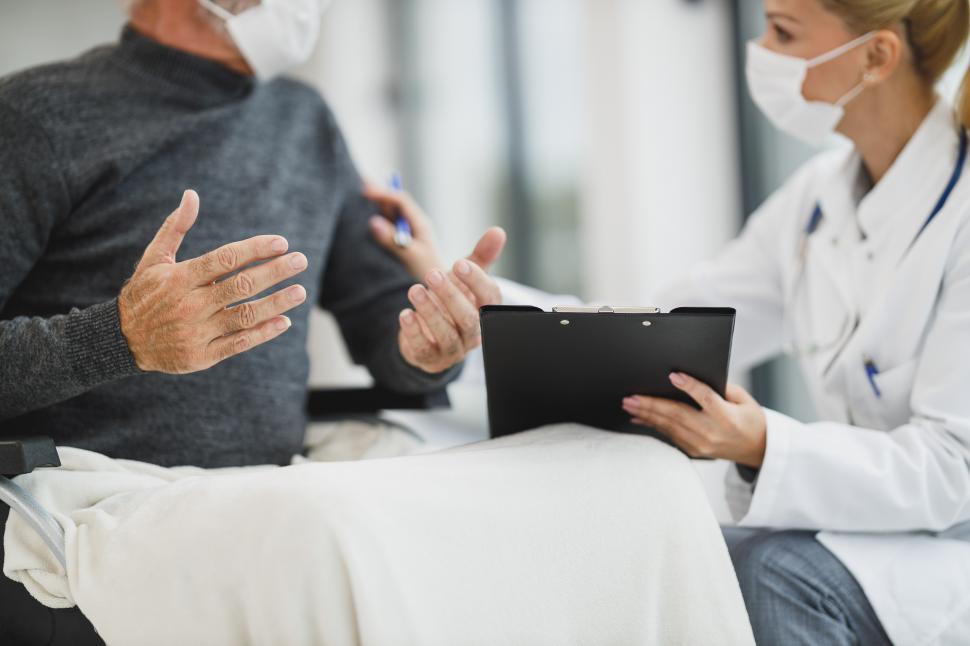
855, 97, 959, 248
814, 98, 960, 249
806, 98, 964, 386
815, 153, 853, 227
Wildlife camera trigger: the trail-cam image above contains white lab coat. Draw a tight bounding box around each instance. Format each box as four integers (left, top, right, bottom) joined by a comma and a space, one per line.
651, 97, 970, 645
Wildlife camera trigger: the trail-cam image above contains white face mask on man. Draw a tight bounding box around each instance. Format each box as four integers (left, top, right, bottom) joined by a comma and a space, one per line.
746, 32, 876, 145
198, 0, 330, 80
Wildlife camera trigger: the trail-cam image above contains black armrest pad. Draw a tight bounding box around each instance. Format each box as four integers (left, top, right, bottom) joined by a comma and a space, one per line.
0, 437, 60, 477
306, 386, 450, 420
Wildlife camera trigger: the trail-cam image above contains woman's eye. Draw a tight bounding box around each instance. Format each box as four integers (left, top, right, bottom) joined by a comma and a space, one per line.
773, 23, 792, 43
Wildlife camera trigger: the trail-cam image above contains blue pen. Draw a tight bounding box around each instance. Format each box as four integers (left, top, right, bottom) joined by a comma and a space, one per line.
864, 356, 882, 399
389, 172, 412, 248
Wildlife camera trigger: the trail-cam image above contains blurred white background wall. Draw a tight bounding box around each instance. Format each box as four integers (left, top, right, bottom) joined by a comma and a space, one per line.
582, 0, 740, 304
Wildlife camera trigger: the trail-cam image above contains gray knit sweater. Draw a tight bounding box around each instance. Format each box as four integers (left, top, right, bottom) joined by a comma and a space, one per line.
0, 26, 458, 468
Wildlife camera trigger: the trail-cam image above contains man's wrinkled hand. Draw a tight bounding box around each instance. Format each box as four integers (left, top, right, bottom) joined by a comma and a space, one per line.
397, 230, 506, 374
118, 190, 309, 374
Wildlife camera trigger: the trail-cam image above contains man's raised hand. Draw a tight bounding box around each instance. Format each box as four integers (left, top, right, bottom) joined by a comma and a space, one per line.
118, 190, 309, 374
397, 228, 506, 374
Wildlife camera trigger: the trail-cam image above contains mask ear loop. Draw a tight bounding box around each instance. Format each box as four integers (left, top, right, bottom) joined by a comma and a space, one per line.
807, 31, 877, 68
198, 0, 235, 22
836, 71, 876, 108
806, 32, 878, 109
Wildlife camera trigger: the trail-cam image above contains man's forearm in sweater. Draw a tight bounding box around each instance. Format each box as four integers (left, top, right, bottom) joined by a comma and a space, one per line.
0, 300, 140, 420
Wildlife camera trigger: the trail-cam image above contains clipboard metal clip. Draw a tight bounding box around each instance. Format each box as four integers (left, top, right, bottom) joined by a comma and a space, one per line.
552, 305, 660, 314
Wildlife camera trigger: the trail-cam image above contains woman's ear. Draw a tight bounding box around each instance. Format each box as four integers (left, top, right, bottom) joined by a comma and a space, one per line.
865, 28, 904, 82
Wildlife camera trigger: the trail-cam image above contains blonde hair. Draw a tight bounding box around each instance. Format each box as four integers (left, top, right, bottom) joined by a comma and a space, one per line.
819, 0, 970, 129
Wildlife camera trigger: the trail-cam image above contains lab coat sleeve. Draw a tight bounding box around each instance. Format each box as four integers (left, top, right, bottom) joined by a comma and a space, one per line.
652, 170, 807, 373
493, 277, 584, 310
0, 102, 141, 420
736, 217, 970, 533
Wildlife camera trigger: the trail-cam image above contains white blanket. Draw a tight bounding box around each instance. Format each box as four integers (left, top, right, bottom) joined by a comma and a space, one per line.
4, 425, 754, 646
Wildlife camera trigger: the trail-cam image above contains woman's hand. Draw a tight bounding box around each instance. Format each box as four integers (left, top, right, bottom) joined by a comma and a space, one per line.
622, 373, 767, 467
364, 182, 445, 281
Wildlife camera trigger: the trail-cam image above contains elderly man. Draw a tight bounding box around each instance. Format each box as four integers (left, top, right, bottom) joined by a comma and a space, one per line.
0, 0, 502, 642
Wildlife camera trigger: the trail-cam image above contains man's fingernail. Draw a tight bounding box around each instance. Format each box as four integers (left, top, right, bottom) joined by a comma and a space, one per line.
670, 372, 686, 386
289, 253, 308, 270
456, 260, 471, 275
411, 286, 427, 303
271, 237, 288, 253
274, 317, 290, 331
400, 310, 415, 325
623, 397, 638, 409
289, 285, 306, 302
427, 270, 444, 286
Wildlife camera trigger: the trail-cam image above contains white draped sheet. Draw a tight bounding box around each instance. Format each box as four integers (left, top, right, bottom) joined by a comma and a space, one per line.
4, 425, 753, 646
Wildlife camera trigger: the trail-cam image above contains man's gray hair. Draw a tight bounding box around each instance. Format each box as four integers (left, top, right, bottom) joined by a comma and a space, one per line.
121, 0, 257, 15
120, 0, 143, 12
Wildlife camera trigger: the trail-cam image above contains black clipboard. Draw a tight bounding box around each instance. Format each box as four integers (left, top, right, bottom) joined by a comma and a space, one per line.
479, 305, 736, 439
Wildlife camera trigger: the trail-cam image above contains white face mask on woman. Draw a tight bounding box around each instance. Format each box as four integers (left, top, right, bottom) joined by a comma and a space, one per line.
746, 32, 875, 145
198, 0, 331, 80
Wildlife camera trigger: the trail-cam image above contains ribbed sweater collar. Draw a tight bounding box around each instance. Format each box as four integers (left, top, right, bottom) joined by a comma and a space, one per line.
112, 25, 254, 104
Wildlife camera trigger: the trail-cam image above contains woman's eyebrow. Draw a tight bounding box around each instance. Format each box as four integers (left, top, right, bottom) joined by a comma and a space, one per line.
765, 11, 801, 25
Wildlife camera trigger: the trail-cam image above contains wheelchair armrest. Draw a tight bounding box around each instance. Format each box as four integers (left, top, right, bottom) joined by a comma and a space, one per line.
306, 386, 450, 421
0, 437, 60, 477
0, 437, 66, 570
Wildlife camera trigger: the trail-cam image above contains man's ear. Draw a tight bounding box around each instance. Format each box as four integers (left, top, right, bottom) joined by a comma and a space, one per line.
866, 28, 904, 82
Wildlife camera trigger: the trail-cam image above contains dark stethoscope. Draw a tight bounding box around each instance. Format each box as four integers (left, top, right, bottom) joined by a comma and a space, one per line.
787, 128, 968, 394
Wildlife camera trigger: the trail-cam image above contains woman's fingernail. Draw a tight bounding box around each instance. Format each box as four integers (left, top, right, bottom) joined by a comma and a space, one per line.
456, 260, 471, 275
400, 310, 415, 325
622, 397, 638, 409
289, 285, 306, 302
410, 286, 427, 303
427, 270, 444, 286
271, 237, 288, 253
670, 372, 686, 386
274, 317, 290, 331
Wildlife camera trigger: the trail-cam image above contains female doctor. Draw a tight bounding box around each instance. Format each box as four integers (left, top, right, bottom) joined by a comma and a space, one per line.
367, 0, 970, 643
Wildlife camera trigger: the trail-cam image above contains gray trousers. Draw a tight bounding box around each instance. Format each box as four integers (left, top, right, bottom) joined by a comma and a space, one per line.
723, 528, 893, 645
